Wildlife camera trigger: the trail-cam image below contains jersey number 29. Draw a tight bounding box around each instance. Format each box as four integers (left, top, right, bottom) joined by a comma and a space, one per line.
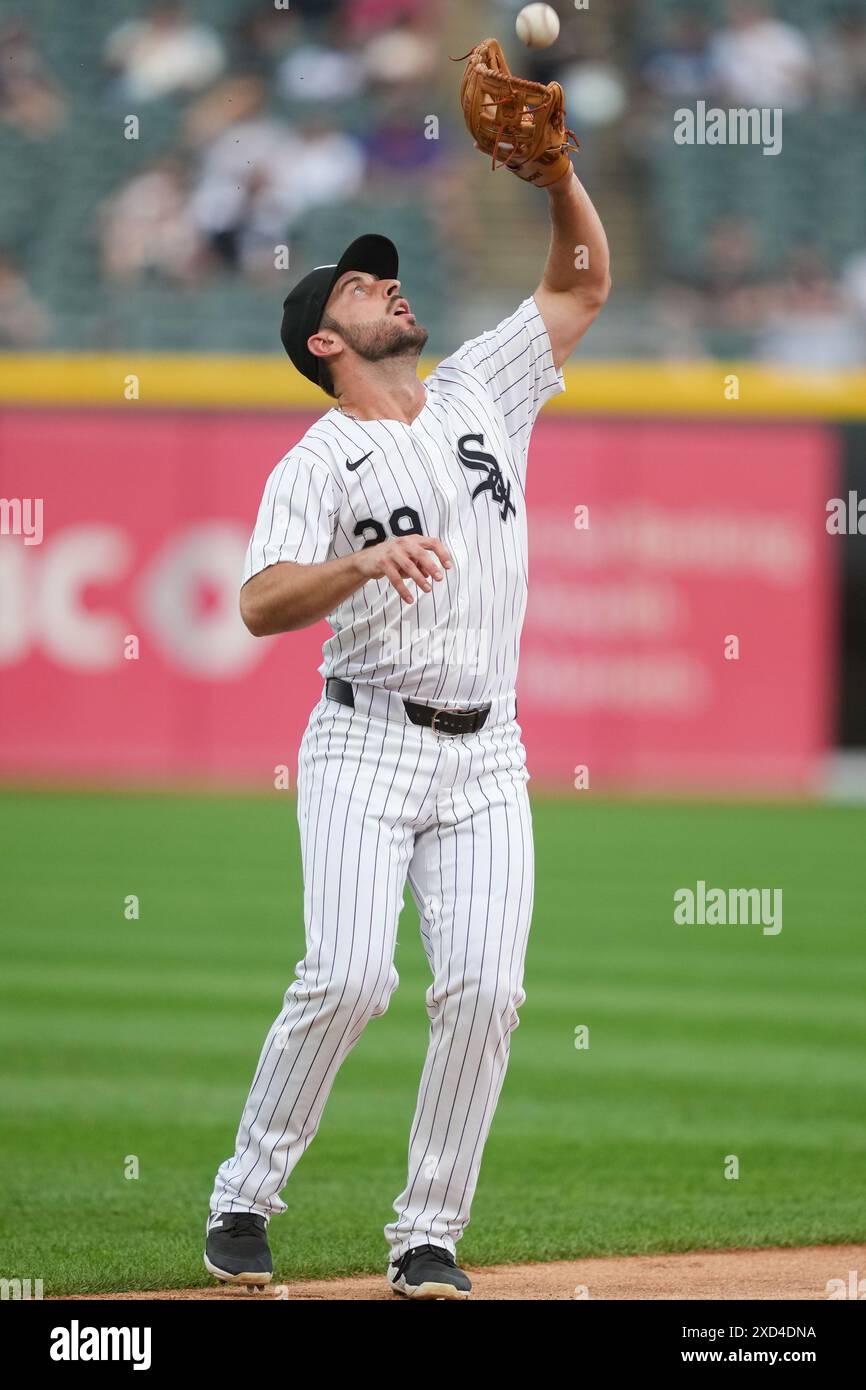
353, 507, 423, 549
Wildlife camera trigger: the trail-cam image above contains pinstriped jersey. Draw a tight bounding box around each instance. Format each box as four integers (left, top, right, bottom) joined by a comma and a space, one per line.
243, 295, 565, 706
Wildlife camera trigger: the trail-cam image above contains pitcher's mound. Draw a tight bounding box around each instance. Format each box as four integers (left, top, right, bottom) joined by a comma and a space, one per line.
55, 1243, 865, 1300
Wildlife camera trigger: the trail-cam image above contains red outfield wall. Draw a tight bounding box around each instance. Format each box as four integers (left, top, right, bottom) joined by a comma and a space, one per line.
0, 408, 837, 792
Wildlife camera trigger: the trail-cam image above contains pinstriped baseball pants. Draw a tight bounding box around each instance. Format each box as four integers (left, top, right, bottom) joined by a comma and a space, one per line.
209, 685, 535, 1261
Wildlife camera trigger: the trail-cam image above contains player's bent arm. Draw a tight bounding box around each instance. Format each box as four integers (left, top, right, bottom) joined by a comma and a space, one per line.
239, 536, 452, 636
533, 168, 612, 370
240, 554, 367, 636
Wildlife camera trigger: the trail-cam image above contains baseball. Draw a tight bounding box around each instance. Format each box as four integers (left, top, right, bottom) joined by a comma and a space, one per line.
515, 3, 560, 49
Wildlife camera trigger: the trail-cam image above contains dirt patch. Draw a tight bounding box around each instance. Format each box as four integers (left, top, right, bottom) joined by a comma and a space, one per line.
50, 1243, 865, 1300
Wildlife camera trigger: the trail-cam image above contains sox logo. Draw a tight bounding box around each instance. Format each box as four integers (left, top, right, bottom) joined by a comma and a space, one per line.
456, 433, 517, 521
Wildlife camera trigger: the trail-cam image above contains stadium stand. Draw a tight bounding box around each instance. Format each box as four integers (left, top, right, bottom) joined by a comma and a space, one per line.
0, 0, 864, 361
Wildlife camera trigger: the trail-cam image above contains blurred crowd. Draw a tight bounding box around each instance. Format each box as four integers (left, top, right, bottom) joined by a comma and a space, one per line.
653, 217, 866, 368
1, 0, 866, 363
504, 0, 866, 113
97, 0, 442, 283
0, 0, 446, 344
634, 0, 866, 365
636, 0, 866, 110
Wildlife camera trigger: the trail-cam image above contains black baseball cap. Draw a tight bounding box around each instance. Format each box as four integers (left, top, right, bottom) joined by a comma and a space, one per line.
280, 233, 399, 386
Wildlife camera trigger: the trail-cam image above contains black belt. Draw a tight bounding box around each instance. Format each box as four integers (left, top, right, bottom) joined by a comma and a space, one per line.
325, 677, 491, 736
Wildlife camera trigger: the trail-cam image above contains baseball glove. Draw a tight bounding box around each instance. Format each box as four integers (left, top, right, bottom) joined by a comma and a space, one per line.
456, 37, 579, 188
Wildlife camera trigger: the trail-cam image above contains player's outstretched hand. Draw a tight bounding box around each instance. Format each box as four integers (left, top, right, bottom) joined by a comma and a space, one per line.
457, 37, 579, 188
358, 535, 452, 604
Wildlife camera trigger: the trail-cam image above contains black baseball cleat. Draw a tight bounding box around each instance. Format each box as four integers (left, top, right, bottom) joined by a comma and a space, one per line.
204, 1211, 273, 1289
387, 1243, 472, 1300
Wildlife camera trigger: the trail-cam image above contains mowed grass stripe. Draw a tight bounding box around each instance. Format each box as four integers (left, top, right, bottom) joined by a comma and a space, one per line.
1, 789, 864, 1291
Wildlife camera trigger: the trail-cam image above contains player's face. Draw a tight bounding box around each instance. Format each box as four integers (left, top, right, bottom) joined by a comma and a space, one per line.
317, 271, 428, 365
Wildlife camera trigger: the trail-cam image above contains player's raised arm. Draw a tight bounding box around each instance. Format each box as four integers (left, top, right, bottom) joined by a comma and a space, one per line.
458, 35, 611, 368
533, 170, 611, 369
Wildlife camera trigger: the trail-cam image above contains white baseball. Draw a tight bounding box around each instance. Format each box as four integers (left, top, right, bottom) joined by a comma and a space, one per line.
515, 3, 560, 49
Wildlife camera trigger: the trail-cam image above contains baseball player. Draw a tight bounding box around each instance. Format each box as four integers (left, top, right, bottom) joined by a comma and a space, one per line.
204, 39, 610, 1299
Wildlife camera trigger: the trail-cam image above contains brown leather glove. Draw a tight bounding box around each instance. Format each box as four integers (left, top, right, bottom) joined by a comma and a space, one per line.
457, 37, 579, 188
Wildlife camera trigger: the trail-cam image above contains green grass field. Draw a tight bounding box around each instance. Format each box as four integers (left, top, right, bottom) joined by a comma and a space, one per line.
1, 789, 864, 1295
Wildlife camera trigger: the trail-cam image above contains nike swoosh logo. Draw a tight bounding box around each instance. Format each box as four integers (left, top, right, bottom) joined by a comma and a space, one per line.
346, 451, 373, 472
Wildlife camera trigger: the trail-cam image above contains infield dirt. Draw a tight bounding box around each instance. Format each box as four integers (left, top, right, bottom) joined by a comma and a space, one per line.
50, 1243, 865, 1301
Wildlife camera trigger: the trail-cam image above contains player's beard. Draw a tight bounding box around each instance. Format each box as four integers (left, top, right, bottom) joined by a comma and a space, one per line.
327, 313, 429, 366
